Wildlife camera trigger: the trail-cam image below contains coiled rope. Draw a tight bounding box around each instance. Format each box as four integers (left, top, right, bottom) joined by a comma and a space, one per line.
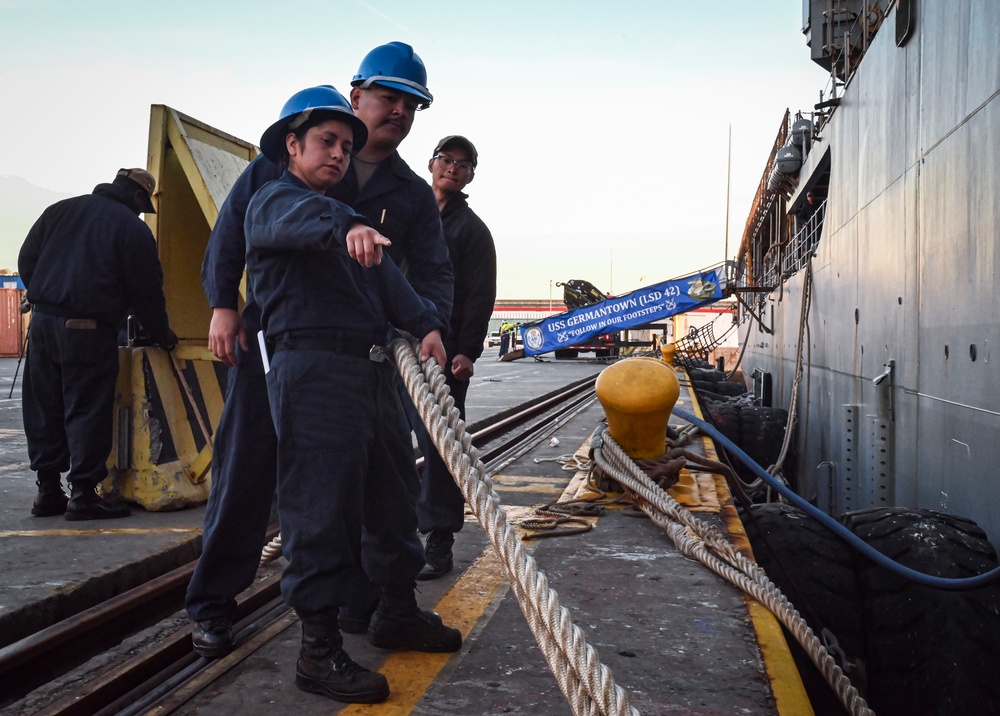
591, 424, 874, 716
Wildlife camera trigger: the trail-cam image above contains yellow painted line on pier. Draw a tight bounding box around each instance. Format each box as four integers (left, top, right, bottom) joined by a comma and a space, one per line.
707, 419, 814, 716
339, 548, 510, 716
677, 365, 813, 713
340, 440, 597, 714
357, 371, 813, 716
0, 527, 202, 538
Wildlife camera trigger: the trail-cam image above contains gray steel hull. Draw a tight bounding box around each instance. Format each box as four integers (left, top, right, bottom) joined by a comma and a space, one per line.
738, 1, 1000, 542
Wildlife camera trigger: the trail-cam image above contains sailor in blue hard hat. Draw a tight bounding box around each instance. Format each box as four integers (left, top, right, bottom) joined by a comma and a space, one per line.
187, 44, 455, 679
351, 41, 433, 107
243, 83, 455, 705
349, 42, 433, 163
259, 85, 368, 166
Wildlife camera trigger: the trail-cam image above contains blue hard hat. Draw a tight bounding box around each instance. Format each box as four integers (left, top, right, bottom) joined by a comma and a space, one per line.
351, 42, 433, 109
259, 85, 369, 162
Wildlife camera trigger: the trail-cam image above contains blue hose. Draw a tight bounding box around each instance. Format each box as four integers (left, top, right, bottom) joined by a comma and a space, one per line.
672, 407, 1000, 591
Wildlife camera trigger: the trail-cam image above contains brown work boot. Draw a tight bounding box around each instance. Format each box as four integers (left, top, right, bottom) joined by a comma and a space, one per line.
31, 470, 67, 517
296, 610, 389, 704
368, 585, 462, 652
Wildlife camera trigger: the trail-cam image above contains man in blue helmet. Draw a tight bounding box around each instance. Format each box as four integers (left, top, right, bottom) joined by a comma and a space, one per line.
187, 43, 455, 659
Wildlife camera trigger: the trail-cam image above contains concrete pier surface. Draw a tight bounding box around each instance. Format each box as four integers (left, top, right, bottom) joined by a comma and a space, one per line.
1, 353, 807, 715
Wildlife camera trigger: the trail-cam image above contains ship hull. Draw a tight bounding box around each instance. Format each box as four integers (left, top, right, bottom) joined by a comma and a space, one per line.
738, 1, 1000, 542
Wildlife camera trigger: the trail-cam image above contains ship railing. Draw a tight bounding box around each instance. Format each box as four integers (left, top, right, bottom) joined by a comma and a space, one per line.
760, 245, 781, 288
782, 201, 826, 276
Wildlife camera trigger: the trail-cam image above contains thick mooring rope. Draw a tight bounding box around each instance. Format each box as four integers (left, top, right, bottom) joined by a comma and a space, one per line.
392, 336, 637, 716
769, 257, 813, 485
259, 535, 282, 569
592, 426, 875, 716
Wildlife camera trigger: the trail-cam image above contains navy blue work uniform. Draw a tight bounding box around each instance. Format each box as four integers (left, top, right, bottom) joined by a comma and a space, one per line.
18, 182, 171, 490
246, 173, 444, 613
187, 153, 452, 622
415, 192, 496, 534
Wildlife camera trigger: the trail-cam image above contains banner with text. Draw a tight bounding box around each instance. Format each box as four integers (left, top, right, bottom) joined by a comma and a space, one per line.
519, 269, 724, 356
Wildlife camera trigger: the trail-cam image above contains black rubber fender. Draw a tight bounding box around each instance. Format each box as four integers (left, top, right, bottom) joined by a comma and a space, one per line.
738, 406, 788, 473
696, 389, 737, 404
740, 503, 864, 715
692, 379, 720, 394
711, 381, 748, 397
688, 367, 727, 383
703, 400, 741, 445
842, 507, 1000, 716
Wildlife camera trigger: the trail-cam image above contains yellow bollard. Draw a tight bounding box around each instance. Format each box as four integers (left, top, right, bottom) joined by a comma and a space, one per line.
595, 357, 680, 459
660, 342, 677, 365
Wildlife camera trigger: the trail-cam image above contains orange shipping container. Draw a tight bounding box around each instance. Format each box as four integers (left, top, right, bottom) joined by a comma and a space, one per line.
0, 290, 29, 358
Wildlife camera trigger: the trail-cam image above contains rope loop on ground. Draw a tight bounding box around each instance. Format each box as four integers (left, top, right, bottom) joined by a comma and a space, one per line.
518, 511, 594, 540
392, 335, 638, 716
591, 425, 875, 716
533, 453, 592, 471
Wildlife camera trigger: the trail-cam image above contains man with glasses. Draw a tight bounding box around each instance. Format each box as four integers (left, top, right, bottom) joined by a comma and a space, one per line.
188, 43, 456, 667
415, 136, 496, 579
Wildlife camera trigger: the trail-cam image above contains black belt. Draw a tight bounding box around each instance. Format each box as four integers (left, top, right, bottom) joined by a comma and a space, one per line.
271, 333, 387, 363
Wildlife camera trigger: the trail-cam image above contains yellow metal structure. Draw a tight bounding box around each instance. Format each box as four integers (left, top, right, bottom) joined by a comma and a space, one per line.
102, 106, 258, 510
594, 357, 680, 459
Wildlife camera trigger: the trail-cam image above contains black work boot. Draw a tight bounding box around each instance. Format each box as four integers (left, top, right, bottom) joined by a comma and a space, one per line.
368, 585, 462, 652
31, 470, 68, 517
417, 530, 455, 581
65, 484, 131, 521
192, 617, 234, 658
339, 595, 378, 635
296, 610, 389, 703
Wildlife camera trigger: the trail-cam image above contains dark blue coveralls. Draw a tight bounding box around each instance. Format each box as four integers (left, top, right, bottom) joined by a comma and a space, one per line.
187, 154, 452, 622
245, 173, 444, 613
413, 191, 496, 534
18, 183, 171, 489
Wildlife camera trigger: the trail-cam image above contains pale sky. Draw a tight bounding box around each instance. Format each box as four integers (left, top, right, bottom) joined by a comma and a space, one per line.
0, 0, 827, 298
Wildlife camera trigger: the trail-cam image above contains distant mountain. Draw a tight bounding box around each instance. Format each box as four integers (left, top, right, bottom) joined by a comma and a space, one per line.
0, 176, 72, 272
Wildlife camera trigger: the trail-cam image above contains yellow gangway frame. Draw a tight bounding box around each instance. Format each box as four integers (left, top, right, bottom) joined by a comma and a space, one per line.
103, 105, 257, 510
